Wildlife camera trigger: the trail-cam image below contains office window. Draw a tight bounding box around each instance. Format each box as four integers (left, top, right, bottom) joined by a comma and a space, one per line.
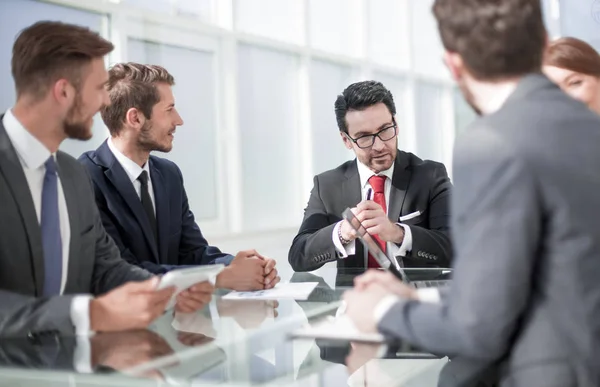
0, 0, 109, 159
237, 44, 302, 231
415, 82, 445, 162
234, 0, 304, 45
560, 0, 600, 51
308, 0, 361, 57
128, 39, 219, 221
309, 60, 356, 175
410, 0, 449, 80
372, 72, 410, 153
368, 0, 410, 69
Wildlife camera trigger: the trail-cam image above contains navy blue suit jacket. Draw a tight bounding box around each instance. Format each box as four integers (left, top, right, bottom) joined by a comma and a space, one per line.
78, 140, 233, 274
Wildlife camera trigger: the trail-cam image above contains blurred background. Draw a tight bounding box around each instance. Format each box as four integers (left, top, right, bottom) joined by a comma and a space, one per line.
0, 0, 597, 277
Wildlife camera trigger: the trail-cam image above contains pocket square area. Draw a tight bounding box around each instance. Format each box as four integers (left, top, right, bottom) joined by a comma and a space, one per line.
399, 211, 421, 222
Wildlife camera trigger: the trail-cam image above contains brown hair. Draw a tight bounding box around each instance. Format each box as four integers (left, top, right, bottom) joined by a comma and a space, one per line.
432, 0, 546, 80
544, 37, 600, 77
101, 63, 175, 136
12, 21, 113, 100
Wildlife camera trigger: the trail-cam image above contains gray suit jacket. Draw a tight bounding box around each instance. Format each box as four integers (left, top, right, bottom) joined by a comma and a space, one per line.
0, 118, 151, 338
289, 151, 453, 272
378, 74, 600, 386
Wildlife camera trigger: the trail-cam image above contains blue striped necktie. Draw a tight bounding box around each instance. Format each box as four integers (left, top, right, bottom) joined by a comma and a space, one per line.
41, 156, 62, 296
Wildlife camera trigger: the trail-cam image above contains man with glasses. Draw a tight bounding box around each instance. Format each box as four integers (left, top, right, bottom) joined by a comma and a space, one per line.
289, 80, 453, 272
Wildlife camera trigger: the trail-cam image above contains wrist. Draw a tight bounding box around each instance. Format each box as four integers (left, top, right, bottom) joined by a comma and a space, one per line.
391, 224, 405, 244
215, 268, 232, 289
338, 221, 352, 245
89, 299, 106, 333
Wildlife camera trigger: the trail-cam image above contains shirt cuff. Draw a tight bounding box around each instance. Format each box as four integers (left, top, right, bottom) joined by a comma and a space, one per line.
394, 224, 413, 257
74, 335, 92, 373
373, 294, 400, 324
332, 221, 355, 258
416, 288, 441, 303
71, 295, 94, 336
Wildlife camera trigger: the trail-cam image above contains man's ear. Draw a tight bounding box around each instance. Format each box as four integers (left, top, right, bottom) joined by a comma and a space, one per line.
125, 108, 144, 129
443, 51, 464, 82
340, 131, 353, 150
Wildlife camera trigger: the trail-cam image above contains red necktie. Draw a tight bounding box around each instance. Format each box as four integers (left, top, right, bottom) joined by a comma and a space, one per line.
367, 175, 387, 268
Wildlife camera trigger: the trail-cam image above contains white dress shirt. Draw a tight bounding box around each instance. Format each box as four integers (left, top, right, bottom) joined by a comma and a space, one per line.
107, 138, 155, 212
332, 159, 413, 259
2, 109, 92, 339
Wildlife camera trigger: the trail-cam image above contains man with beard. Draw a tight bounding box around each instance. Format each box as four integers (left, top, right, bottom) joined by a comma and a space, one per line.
343, 0, 600, 385
0, 22, 214, 338
79, 63, 279, 291
288, 80, 453, 272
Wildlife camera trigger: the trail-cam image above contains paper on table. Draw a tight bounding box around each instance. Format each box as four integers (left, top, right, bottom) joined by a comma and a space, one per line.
222, 282, 318, 300
292, 314, 385, 343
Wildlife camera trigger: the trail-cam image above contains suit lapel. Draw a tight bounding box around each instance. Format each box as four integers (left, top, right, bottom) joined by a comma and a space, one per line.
342, 160, 361, 209
149, 160, 169, 264
388, 151, 412, 223
0, 118, 45, 295
56, 153, 80, 291
97, 142, 160, 263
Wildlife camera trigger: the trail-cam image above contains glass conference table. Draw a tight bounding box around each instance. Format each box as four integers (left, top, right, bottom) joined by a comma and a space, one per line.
0, 267, 460, 387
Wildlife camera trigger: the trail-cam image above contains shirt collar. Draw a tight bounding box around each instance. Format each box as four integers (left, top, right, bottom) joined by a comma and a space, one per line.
356, 158, 394, 189
107, 137, 150, 183
2, 109, 53, 170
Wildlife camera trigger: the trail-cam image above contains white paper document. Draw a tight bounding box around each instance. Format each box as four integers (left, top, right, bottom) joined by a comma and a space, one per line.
222, 282, 318, 300
292, 315, 385, 343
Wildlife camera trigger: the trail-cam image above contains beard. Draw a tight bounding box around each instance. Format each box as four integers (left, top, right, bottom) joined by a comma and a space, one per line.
138, 120, 173, 153
63, 94, 94, 140
457, 77, 483, 116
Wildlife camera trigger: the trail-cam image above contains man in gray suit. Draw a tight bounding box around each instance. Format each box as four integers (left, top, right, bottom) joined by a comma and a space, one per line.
343, 0, 600, 386
289, 81, 453, 273
0, 21, 213, 338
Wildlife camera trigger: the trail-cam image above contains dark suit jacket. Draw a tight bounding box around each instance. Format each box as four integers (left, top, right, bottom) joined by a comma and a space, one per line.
289, 150, 452, 272
78, 141, 233, 275
0, 119, 151, 338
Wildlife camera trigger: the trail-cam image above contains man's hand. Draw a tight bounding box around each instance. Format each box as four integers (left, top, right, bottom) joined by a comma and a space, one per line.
343, 283, 394, 333
175, 281, 214, 313
262, 257, 280, 290
339, 207, 359, 242
91, 329, 175, 380
217, 299, 279, 329
90, 277, 174, 332
354, 270, 418, 300
216, 250, 266, 290
355, 201, 404, 244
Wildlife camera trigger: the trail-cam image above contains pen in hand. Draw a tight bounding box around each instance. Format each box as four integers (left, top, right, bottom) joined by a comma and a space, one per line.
366, 188, 372, 201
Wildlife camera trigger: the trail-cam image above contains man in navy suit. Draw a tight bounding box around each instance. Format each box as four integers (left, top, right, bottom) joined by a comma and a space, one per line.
79, 63, 279, 291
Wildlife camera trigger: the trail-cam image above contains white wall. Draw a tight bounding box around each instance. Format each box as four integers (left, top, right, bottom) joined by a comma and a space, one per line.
0, 0, 483, 269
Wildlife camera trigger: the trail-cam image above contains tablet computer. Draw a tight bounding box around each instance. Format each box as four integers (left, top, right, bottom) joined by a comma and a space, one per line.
157, 264, 225, 310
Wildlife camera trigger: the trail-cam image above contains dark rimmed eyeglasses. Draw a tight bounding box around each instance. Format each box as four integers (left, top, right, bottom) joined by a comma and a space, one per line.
345, 123, 397, 149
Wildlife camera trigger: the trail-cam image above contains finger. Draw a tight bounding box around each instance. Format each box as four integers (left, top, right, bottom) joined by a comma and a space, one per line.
264, 267, 278, 284
179, 289, 212, 305
175, 297, 206, 313
125, 277, 160, 293
366, 224, 383, 236
190, 281, 215, 293
266, 276, 280, 289
354, 270, 387, 290
149, 287, 176, 307
356, 201, 380, 212
357, 209, 383, 222
264, 259, 276, 274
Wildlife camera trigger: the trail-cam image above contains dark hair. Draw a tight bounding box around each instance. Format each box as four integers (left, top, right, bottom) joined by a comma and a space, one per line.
545, 37, 600, 77
11, 21, 114, 100
334, 80, 396, 133
101, 63, 175, 136
432, 0, 546, 80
